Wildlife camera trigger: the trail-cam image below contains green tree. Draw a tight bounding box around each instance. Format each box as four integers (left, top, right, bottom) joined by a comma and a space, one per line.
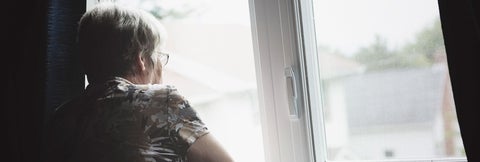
353, 19, 444, 72
353, 35, 429, 71
402, 19, 445, 62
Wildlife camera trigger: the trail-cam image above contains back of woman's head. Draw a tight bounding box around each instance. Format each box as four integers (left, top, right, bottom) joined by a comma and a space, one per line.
77, 2, 167, 83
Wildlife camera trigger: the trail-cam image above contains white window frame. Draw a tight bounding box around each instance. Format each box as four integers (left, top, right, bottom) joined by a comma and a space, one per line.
249, 0, 468, 162
249, 0, 317, 161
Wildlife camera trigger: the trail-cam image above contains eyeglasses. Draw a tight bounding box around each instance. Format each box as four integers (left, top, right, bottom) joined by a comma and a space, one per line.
154, 51, 170, 66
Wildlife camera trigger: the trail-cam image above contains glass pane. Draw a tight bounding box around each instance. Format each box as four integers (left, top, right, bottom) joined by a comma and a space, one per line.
312, 0, 465, 160
110, 0, 265, 161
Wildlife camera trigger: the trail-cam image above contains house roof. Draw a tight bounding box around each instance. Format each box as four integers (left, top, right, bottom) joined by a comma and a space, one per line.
318, 53, 365, 79
162, 54, 256, 105
160, 23, 257, 104
342, 66, 448, 128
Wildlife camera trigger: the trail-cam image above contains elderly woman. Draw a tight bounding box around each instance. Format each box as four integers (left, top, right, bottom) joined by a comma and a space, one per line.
44, 2, 233, 162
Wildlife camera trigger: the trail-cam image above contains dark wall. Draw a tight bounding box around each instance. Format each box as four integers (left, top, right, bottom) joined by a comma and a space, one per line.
5, 0, 48, 161
4, 0, 85, 161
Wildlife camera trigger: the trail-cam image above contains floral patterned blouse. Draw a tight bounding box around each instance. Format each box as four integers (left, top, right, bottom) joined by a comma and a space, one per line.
45, 77, 209, 162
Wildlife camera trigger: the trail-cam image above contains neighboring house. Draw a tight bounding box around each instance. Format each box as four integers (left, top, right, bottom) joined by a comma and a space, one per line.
323, 62, 463, 160
318, 52, 365, 151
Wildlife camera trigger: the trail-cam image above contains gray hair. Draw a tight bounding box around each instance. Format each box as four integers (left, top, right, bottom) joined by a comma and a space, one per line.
77, 2, 167, 83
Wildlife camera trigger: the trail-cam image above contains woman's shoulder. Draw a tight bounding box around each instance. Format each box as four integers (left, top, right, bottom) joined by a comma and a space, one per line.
157, 84, 186, 100
140, 84, 189, 106
140, 84, 181, 97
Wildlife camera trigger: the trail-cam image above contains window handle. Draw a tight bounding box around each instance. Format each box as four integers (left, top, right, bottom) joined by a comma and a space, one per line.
285, 67, 298, 118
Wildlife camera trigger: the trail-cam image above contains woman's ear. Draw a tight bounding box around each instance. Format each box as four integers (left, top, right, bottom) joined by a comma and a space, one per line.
136, 53, 147, 72
125, 53, 151, 84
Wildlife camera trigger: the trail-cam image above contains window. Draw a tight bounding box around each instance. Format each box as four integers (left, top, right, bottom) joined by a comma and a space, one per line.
312, 0, 465, 161
86, 0, 468, 161
88, 0, 265, 161
385, 149, 394, 158
249, 0, 466, 161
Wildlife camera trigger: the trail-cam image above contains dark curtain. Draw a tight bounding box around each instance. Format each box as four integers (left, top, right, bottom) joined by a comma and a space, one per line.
438, 0, 480, 161
45, 0, 85, 127
43, 0, 85, 160
5, 0, 85, 161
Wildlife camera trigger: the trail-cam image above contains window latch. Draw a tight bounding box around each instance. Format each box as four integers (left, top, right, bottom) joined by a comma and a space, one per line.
285, 67, 298, 118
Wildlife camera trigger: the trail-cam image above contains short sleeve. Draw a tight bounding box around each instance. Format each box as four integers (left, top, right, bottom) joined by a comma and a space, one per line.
166, 89, 209, 151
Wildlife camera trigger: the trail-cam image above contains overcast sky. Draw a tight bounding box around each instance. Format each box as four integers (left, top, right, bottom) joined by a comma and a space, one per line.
179, 0, 441, 57
189, 0, 441, 57
112, 0, 441, 57
314, 0, 441, 56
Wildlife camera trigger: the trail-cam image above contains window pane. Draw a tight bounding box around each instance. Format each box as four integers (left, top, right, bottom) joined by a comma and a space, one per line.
112, 0, 265, 161
312, 0, 465, 160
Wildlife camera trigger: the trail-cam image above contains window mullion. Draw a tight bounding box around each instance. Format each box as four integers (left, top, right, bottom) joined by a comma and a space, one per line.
250, 0, 316, 161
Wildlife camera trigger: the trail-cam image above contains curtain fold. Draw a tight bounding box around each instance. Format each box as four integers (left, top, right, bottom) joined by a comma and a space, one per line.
438, 0, 480, 161
42, 0, 86, 161
45, 0, 85, 122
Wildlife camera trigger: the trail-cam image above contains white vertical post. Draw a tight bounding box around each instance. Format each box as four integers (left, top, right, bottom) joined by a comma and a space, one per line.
249, 0, 315, 161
